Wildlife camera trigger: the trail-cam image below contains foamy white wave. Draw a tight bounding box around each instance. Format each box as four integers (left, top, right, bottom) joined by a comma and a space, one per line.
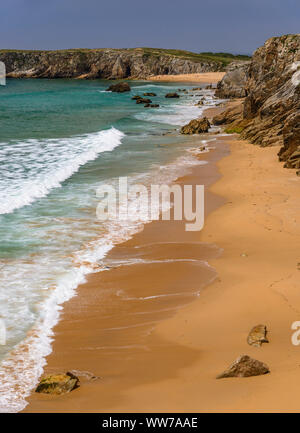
135, 103, 201, 126
0, 127, 124, 215
0, 239, 115, 413
133, 89, 218, 126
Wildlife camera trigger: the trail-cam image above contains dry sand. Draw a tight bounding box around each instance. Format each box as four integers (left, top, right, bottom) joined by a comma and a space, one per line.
148, 72, 225, 83
24, 110, 300, 413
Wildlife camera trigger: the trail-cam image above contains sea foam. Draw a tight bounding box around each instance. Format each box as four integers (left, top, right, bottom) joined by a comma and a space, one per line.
0, 127, 124, 215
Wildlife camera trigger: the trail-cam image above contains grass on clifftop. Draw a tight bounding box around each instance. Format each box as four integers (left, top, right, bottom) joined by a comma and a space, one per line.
140, 48, 251, 66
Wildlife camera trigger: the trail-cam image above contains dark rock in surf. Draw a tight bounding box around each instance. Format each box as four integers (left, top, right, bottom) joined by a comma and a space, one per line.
165, 92, 180, 98
136, 97, 152, 104
180, 117, 211, 134
106, 82, 131, 92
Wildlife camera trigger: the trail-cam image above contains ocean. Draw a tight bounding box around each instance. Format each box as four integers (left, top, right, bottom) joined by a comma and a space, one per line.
0, 78, 219, 412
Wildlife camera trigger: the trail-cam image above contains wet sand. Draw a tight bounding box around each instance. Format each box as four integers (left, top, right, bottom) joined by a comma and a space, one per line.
148, 72, 225, 83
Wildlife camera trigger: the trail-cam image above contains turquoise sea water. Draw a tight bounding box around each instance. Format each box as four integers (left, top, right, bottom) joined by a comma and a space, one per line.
0, 78, 219, 411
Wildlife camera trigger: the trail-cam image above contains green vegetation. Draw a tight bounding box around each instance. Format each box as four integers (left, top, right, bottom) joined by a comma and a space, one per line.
140, 48, 251, 67
224, 126, 244, 134
200, 52, 251, 62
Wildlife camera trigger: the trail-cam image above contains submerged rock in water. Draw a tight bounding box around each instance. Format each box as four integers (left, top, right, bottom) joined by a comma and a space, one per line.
132, 94, 142, 100
136, 97, 152, 104
106, 82, 131, 92
247, 324, 268, 347
180, 117, 211, 134
165, 92, 180, 98
143, 92, 157, 97
35, 372, 80, 395
217, 355, 270, 379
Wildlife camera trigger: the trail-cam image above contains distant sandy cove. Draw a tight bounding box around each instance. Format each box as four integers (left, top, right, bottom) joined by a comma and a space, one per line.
148, 72, 225, 83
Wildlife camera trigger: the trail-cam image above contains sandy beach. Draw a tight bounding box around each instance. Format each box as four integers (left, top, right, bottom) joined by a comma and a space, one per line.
148, 72, 225, 83
24, 101, 300, 412
2, 0, 298, 417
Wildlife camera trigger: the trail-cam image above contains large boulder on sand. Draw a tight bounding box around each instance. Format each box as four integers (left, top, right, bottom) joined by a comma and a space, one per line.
106, 82, 131, 92
217, 355, 270, 379
35, 372, 80, 395
247, 324, 268, 347
180, 117, 211, 134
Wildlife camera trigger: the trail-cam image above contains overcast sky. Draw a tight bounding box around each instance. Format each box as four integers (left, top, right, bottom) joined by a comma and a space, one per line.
1, 0, 299, 54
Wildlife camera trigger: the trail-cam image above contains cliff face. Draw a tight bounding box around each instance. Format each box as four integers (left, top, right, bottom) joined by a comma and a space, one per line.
0, 48, 225, 80
215, 61, 251, 98
214, 34, 300, 174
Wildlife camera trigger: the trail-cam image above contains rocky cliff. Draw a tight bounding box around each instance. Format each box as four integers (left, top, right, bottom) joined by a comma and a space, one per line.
0, 48, 230, 80
215, 61, 251, 98
213, 34, 300, 175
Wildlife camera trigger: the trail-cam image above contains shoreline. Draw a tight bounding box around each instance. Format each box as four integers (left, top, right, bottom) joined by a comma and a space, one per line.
24, 90, 300, 412
23, 103, 229, 412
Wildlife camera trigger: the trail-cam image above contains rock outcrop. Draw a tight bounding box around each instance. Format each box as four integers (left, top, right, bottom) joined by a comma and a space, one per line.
180, 117, 211, 134
35, 372, 79, 395
136, 97, 152, 104
106, 82, 131, 92
215, 61, 250, 98
212, 103, 243, 125
0, 48, 226, 80
213, 34, 300, 174
165, 92, 180, 98
217, 355, 270, 379
247, 325, 268, 347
